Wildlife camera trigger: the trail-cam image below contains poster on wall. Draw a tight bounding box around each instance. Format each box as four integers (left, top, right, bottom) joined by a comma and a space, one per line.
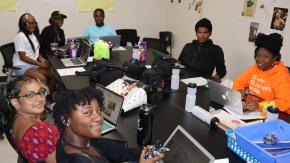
242, 0, 257, 17
270, 7, 288, 31
0, 0, 16, 11
248, 22, 259, 42
20, 0, 74, 5
77, 0, 115, 12
194, 0, 203, 14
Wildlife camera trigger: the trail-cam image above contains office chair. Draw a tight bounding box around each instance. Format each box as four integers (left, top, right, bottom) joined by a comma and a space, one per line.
0, 42, 20, 83
287, 66, 290, 74
0, 89, 28, 163
116, 29, 140, 47
142, 37, 169, 55
159, 31, 172, 55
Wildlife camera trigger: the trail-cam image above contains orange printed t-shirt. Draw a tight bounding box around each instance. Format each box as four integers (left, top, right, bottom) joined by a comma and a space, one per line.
233, 61, 290, 113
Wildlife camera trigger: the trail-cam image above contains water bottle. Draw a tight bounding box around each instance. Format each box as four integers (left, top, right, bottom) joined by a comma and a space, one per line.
139, 41, 147, 64
266, 106, 279, 121
170, 64, 180, 90
69, 39, 77, 58
185, 83, 197, 112
137, 104, 153, 146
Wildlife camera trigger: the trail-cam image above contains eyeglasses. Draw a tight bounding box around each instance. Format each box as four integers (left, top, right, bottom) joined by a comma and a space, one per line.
17, 87, 48, 100
26, 21, 37, 26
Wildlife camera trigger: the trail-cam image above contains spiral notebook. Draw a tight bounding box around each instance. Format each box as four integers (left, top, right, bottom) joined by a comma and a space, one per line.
95, 84, 124, 134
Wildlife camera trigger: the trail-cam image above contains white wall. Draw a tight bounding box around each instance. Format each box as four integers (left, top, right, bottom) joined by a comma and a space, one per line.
1, 0, 290, 78
165, 0, 290, 79
0, 0, 167, 76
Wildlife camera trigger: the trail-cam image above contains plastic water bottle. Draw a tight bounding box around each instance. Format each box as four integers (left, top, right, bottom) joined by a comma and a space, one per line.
266, 106, 279, 121
185, 83, 197, 112
139, 41, 147, 64
170, 64, 180, 90
69, 39, 77, 58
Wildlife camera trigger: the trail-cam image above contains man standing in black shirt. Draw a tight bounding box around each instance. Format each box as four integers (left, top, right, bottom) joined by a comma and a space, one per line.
178, 18, 226, 80
40, 11, 67, 58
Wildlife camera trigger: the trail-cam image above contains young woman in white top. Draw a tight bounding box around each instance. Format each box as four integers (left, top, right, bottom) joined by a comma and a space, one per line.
13, 13, 56, 100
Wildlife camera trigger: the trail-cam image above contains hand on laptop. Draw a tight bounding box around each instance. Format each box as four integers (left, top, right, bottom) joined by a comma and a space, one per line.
243, 100, 259, 111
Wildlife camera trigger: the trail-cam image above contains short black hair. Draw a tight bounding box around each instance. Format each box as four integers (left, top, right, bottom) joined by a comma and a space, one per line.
195, 18, 212, 33
93, 8, 105, 17
52, 87, 104, 130
254, 33, 283, 61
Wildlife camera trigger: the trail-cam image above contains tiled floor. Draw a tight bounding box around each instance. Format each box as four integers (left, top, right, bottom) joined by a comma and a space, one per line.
0, 136, 18, 162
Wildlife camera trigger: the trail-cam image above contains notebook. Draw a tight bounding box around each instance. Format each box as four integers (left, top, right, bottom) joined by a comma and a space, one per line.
208, 80, 261, 117
99, 35, 123, 51
95, 84, 124, 134
161, 125, 215, 163
60, 37, 90, 67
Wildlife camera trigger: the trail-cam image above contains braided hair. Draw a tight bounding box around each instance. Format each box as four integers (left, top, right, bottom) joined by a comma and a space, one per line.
18, 13, 40, 53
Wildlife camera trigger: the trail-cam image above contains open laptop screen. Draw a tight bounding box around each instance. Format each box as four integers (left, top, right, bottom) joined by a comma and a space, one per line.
66, 36, 89, 57
95, 84, 123, 125
162, 125, 215, 163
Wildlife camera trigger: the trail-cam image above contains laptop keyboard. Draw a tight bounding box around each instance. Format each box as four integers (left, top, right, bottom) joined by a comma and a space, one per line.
102, 121, 114, 133
70, 58, 83, 65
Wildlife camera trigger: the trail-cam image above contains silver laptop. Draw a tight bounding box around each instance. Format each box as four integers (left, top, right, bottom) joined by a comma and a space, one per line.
99, 35, 122, 51
61, 37, 90, 67
161, 125, 215, 163
208, 80, 263, 117
95, 84, 124, 134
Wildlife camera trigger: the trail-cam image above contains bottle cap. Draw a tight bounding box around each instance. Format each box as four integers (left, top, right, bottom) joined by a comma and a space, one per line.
140, 104, 153, 112
172, 64, 180, 69
188, 83, 197, 88
267, 106, 279, 113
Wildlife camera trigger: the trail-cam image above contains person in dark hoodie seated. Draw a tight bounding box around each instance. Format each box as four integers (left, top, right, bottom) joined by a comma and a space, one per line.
53, 87, 163, 163
40, 11, 67, 58
178, 18, 227, 80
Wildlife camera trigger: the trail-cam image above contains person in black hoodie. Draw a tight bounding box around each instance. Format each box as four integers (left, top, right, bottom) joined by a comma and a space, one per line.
178, 18, 226, 80
40, 11, 67, 58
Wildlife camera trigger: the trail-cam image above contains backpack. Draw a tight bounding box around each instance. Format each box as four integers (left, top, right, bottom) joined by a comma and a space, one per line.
88, 64, 126, 87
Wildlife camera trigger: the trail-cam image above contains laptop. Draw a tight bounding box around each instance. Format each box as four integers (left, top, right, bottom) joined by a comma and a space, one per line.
99, 35, 123, 51
161, 125, 215, 163
60, 37, 90, 67
95, 84, 124, 134
208, 80, 261, 116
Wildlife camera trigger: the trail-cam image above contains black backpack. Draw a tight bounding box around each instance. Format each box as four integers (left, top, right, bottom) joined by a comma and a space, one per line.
88, 64, 126, 87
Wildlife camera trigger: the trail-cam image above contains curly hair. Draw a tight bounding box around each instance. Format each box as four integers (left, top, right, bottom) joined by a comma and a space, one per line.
52, 87, 104, 130
1, 76, 44, 133
254, 33, 283, 61
6, 76, 44, 100
195, 18, 212, 33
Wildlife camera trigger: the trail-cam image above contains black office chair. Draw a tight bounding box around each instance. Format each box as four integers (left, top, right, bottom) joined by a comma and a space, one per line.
0, 88, 28, 163
142, 37, 169, 55
0, 42, 20, 83
159, 31, 172, 55
116, 29, 140, 47
287, 66, 290, 74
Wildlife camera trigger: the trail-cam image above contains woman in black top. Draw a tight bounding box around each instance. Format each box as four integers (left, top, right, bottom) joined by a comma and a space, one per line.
40, 11, 67, 58
53, 87, 162, 163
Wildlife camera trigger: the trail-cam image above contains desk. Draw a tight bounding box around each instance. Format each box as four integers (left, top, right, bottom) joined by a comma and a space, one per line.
48, 48, 289, 162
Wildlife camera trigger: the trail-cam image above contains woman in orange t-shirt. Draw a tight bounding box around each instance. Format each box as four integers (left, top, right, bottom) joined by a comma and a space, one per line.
233, 33, 290, 114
